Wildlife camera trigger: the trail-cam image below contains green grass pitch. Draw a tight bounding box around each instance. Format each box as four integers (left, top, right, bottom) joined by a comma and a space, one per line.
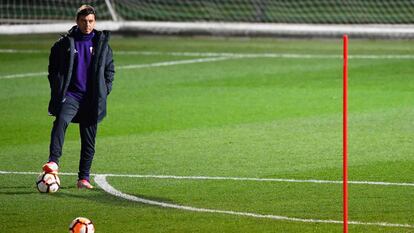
0, 34, 413, 232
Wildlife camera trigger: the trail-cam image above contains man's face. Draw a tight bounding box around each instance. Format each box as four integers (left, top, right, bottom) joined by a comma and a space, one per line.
76, 14, 96, 34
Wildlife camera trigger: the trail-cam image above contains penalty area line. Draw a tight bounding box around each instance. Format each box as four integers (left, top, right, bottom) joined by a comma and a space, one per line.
94, 175, 414, 229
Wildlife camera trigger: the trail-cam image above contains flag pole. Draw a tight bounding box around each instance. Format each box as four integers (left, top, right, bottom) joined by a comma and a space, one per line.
343, 34, 349, 233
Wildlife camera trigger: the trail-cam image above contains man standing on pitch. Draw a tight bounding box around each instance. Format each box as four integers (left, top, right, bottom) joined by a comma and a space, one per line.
42, 5, 115, 189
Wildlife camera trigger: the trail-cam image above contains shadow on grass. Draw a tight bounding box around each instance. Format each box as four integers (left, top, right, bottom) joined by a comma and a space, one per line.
0, 185, 39, 195
0, 183, 177, 210
54, 185, 176, 209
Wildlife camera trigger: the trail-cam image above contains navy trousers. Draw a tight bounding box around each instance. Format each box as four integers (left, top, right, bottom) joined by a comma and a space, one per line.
49, 96, 97, 181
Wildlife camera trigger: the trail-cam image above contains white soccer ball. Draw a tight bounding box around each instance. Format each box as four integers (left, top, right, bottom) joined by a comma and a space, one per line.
69, 217, 95, 233
36, 172, 61, 193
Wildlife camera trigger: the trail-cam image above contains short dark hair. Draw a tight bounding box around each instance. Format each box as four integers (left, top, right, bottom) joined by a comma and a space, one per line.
76, 5, 96, 20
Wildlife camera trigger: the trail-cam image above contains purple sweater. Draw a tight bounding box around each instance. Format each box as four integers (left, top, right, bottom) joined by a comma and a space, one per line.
66, 28, 95, 102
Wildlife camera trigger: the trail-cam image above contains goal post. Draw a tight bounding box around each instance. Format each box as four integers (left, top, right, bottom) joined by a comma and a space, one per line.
1, 0, 414, 38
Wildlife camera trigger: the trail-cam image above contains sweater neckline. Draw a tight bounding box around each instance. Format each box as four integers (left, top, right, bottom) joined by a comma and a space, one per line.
74, 28, 95, 41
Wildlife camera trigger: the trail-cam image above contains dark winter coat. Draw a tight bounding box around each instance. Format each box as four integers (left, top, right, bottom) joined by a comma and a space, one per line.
47, 26, 115, 123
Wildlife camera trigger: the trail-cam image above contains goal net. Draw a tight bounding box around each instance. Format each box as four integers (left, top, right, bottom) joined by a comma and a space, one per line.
1, 0, 414, 38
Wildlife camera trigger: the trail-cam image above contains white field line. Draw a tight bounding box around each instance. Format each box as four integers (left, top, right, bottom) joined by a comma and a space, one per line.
0, 57, 233, 79
2, 49, 414, 60
0, 71, 48, 79
0, 171, 78, 176
0, 49, 46, 53
0, 170, 413, 187
116, 51, 414, 60
117, 56, 234, 70
94, 175, 413, 229
1, 170, 413, 227
2, 50, 414, 79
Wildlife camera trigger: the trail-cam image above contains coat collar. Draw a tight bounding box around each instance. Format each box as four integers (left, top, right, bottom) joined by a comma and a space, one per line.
64, 25, 108, 40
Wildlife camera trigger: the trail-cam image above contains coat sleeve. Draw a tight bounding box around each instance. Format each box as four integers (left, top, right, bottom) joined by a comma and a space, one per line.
48, 43, 59, 89
47, 41, 62, 116
104, 45, 115, 95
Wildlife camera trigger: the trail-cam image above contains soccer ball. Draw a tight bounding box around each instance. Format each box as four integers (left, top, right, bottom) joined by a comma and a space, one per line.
69, 217, 95, 233
36, 172, 60, 193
